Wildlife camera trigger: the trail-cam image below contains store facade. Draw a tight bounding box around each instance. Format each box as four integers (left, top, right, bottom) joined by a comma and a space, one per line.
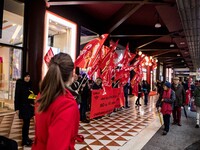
0, 0, 79, 111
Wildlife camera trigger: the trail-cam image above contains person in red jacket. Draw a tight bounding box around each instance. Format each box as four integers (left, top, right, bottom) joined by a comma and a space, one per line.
160, 81, 175, 135
32, 53, 80, 150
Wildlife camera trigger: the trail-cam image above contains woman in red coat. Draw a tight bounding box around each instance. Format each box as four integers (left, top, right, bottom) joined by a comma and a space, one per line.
32, 53, 80, 150
160, 81, 175, 135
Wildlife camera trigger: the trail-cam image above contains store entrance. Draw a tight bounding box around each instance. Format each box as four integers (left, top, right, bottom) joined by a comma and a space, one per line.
0, 45, 22, 112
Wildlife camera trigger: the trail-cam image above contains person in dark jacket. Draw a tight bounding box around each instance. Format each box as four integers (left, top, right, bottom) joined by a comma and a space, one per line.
142, 80, 150, 105
92, 78, 102, 90
160, 81, 175, 135
124, 83, 130, 108
80, 74, 90, 123
194, 80, 200, 128
14, 72, 34, 146
135, 82, 142, 106
171, 77, 186, 126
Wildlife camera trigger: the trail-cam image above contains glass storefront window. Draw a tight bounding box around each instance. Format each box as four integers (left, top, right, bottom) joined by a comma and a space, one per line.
0, 0, 24, 46
0, 0, 24, 111
43, 11, 77, 77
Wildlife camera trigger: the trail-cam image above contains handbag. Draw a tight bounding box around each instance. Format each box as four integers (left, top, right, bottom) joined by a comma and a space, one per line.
190, 97, 196, 112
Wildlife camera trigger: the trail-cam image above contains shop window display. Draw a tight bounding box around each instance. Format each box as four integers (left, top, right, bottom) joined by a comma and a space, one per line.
0, 0, 24, 111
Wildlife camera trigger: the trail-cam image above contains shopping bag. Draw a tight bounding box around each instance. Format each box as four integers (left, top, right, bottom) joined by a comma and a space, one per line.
190, 97, 196, 112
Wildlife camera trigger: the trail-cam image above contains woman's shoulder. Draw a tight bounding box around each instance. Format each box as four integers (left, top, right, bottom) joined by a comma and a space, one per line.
53, 90, 77, 108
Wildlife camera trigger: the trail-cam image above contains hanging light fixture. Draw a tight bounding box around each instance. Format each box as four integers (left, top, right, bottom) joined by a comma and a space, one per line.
170, 37, 175, 48
155, 13, 161, 28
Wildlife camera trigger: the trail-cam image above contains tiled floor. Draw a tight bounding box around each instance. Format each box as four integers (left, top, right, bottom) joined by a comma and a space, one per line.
0, 95, 159, 150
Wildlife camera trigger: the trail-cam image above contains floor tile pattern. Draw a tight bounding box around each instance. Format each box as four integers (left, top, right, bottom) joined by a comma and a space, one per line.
0, 95, 157, 150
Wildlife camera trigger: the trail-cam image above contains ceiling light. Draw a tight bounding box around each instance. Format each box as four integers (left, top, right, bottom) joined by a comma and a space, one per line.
181, 60, 184, 62
155, 23, 161, 28
170, 44, 175, 47
170, 37, 175, 47
177, 54, 180, 57
155, 13, 161, 28
138, 51, 142, 55
180, 42, 185, 45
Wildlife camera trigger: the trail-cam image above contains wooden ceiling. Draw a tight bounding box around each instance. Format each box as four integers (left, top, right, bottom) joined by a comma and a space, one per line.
20, 0, 194, 70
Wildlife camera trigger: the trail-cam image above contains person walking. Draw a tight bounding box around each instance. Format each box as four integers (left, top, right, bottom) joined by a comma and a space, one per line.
135, 82, 142, 106
142, 80, 150, 105
124, 83, 130, 108
171, 77, 186, 126
15, 72, 35, 146
160, 81, 175, 135
32, 53, 80, 150
194, 80, 200, 128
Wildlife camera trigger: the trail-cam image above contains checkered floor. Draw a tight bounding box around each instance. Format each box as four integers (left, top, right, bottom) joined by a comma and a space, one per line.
0, 95, 158, 150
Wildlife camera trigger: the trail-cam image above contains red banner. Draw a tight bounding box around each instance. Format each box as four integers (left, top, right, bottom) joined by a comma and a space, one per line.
115, 87, 125, 108
90, 88, 125, 119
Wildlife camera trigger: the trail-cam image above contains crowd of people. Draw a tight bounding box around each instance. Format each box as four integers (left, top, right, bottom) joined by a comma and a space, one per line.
12, 53, 200, 149
155, 77, 200, 136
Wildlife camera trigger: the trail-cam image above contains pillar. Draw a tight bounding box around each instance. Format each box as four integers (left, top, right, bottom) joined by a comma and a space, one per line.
156, 61, 160, 81
23, 0, 46, 93
146, 65, 151, 84
163, 63, 166, 82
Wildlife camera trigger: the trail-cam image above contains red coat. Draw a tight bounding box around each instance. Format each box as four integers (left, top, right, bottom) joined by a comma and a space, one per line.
32, 89, 80, 150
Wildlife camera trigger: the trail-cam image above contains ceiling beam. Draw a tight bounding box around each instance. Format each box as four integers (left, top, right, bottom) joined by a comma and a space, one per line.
136, 30, 183, 49
140, 42, 178, 49
111, 25, 169, 36
151, 49, 178, 57
140, 48, 178, 52
137, 36, 163, 49
106, 1, 146, 33
48, 0, 172, 5
110, 34, 165, 38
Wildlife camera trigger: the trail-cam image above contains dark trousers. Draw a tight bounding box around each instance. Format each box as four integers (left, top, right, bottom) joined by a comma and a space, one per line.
144, 93, 149, 105
163, 114, 170, 132
125, 94, 128, 107
80, 101, 87, 121
135, 93, 141, 105
22, 118, 31, 142
172, 106, 182, 124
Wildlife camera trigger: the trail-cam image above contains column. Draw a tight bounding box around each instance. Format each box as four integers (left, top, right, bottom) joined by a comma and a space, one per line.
156, 61, 160, 81
146, 65, 151, 84
163, 63, 166, 82
23, 0, 46, 93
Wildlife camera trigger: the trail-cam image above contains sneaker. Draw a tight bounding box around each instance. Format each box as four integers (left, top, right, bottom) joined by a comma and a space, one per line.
162, 131, 167, 135
195, 124, 199, 128
22, 140, 32, 147
177, 123, 182, 126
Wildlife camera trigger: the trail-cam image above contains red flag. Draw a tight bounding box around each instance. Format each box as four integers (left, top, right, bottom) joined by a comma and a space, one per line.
100, 40, 119, 72
74, 38, 100, 68
117, 44, 136, 67
87, 34, 109, 67
44, 47, 54, 65
74, 34, 108, 68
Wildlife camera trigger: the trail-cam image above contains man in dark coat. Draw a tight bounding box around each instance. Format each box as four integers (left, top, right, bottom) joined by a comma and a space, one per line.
124, 83, 130, 108
142, 80, 150, 105
171, 77, 186, 126
14, 72, 34, 146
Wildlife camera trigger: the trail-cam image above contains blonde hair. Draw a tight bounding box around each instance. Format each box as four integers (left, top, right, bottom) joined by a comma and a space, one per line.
37, 53, 74, 112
